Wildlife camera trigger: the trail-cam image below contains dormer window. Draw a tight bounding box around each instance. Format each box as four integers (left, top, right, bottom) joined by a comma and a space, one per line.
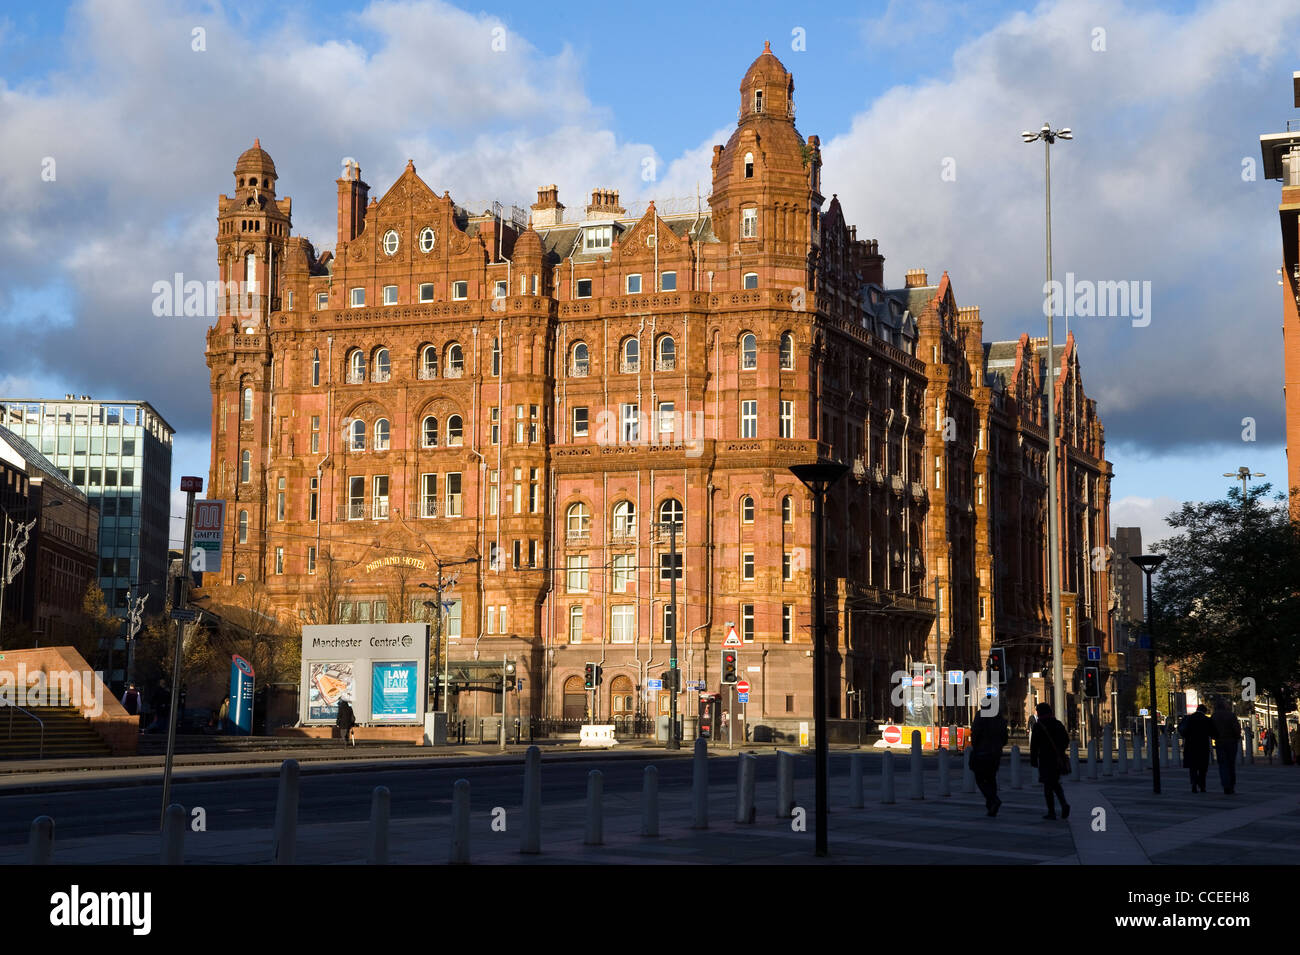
744, 152, 754, 179
753, 89, 763, 113
584, 225, 612, 252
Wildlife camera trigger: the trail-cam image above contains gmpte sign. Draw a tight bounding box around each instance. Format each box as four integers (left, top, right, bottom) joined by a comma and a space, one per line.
151, 276, 263, 319
0, 665, 104, 717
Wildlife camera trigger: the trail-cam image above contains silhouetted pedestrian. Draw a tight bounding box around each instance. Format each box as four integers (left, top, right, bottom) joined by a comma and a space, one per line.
120, 684, 140, 716
336, 698, 356, 747
1263, 728, 1276, 764
971, 707, 1008, 816
1210, 697, 1241, 794
1030, 702, 1070, 820
1178, 704, 1213, 792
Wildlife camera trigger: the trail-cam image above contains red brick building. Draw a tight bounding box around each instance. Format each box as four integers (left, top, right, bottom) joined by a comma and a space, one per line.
203, 43, 1112, 735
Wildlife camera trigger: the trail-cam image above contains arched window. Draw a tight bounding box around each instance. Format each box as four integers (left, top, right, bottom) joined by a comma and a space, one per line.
240, 450, 251, 483
373, 418, 390, 451
348, 349, 366, 383
350, 419, 366, 451
659, 498, 684, 530
657, 335, 676, 370
612, 501, 636, 538
238, 510, 249, 543
373, 348, 391, 382
753, 89, 764, 113
422, 415, 439, 448
567, 502, 591, 537
621, 337, 639, 372
743, 272, 759, 290
420, 345, 437, 379
311, 349, 320, 386
780, 332, 795, 370
611, 675, 634, 716
572, 342, 589, 376
740, 495, 754, 524
446, 414, 464, 446
446, 343, 464, 377
740, 333, 757, 370
241, 387, 253, 421
744, 152, 754, 178
782, 495, 794, 524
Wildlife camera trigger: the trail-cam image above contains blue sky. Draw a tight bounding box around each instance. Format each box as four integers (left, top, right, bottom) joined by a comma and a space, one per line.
0, 0, 1296, 547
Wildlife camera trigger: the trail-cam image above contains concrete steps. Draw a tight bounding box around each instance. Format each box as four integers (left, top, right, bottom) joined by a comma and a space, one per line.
0, 705, 112, 759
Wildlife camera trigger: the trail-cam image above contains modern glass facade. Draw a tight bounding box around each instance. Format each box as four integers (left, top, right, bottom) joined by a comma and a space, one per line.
0, 398, 174, 616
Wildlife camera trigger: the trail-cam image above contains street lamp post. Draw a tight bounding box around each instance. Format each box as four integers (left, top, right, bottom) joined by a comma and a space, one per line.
0, 499, 62, 646
791, 461, 850, 858
652, 517, 682, 750
1022, 121, 1072, 720
1222, 467, 1265, 506
420, 555, 478, 716
1130, 553, 1165, 795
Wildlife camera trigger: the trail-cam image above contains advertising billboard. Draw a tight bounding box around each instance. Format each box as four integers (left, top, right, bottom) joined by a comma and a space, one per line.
307, 661, 355, 722
300, 624, 429, 725
371, 662, 419, 722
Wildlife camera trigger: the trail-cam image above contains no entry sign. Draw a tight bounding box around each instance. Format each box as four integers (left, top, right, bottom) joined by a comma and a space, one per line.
735, 680, 750, 694
883, 725, 902, 744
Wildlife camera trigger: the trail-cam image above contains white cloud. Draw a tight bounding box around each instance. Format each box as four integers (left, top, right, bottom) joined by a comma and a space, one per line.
1110, 494, 1182, 549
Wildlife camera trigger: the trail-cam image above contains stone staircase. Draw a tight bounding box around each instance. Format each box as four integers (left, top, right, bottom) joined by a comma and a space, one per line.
0, 702, 112, 760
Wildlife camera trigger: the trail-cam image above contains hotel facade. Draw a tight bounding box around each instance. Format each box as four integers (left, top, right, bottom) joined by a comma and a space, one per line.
203, 45, 1114, 735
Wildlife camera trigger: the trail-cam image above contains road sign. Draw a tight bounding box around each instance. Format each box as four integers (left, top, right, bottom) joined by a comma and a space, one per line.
180, 476, 203, 493
985, 685, 999, 697
647, 679, 663, 691
883, 725, 902, 744
947, 670, 963, 685
735, 680, 750, 694
737, 693, 749, 703
1086, 646, 1101, 662
170, 608, 197, 622
1137, 634, 1152, 650
723, 625, 741, 647
690, 681, 706, 691
192, 500, 226, 573
1139, 707, 1149, 717
900, 676, 913, 687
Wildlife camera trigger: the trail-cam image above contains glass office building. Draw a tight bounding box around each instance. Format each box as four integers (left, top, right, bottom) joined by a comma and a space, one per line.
0, 397, 174, 616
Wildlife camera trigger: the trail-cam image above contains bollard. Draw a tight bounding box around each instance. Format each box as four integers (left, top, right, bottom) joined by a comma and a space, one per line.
736, 754, 756, 824
691, 737, 709, 829
520, 745, 541, 854
450, 779, 470, 864
849, 753, 864, 809
641, 766, 659, 837
272, 758, 299, 865
909, 731, 925, 800
1088, 738, 1099, 780
962, 746, 976, 793
1069, 740, 1080, 778
28, 816, 54, 865
1119, 733, 1129, 774
160, 804, 186, 865
1103, 725, 1114, 777
937, 746, 952, 797
881, 749, 896, 804
1173, 730, 1181, 766
1009, 744, 1022, 789
1163, 728, 1172, 768
585, 770, 604, 845
1134, 730, 1144, 772
367, 786, 390, 865
777, 751, 796, 817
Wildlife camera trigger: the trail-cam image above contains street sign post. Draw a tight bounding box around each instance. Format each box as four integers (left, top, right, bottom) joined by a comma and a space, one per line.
1086, 645, 1101, 662
647, 679, 663, 691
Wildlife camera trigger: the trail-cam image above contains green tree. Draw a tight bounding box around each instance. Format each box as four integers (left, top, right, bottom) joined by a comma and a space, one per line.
1152, 484, 1300, 765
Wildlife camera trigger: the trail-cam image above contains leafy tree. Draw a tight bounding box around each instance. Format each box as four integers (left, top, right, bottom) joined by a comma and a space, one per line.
1152, 484, 1300, 765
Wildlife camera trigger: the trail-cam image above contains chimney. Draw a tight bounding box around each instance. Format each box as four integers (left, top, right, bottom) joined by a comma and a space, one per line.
336, 160, 370, 246
855, 236, 884, 286
530, 184, 565, 228
904, 268, 928, 288
585, 188, 625, 221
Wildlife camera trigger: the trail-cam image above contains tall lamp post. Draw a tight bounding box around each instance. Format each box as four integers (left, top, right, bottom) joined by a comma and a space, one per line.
0, 500, 62, 645
1129, 553, 1165, 795
652, 516, 683, 750
1022, 121, 1071, 719
420, 555, 478, 714
1222, 467, 1265, 505
791, 461, 849, 858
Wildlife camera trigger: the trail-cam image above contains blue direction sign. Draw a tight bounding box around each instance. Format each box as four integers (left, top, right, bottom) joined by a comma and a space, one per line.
689, 681, 706, 691
737, 693, 750, 703
900, 676, 913, 687
947, 670, 964, 685
647, 679, 663, 691
1137, 634, 1152, 650
985, 685, 999, 698
1086, 646, 1101, 662
170, 608, 197, 622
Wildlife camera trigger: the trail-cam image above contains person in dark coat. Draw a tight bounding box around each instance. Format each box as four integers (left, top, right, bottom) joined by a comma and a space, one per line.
1210, 697, 1241, 794
1178, 703, 1213, 792
970, 706, 1009, 816
1263, 728, 1276, 764
1029, 702, 1071, 820
336, 698, 357, 746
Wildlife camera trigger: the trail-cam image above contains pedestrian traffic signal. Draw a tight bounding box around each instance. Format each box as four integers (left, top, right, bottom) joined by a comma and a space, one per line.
988, 647, 1007, 685
584, 663, 595, 689
1083, 665, 1101, 699
722, 651, 738, 685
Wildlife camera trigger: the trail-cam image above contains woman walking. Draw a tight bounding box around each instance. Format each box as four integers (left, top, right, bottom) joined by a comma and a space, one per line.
1029, 702, 1071, 820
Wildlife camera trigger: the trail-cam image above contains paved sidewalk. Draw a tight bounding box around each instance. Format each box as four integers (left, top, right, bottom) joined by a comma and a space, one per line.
2, 751, 1294, 865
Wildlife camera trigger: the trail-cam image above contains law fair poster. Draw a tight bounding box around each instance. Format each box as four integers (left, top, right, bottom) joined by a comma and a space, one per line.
370, 662, 419, 722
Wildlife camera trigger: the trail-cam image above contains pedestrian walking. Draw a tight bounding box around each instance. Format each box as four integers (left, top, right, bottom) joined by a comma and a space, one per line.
970, 707, 1009, 816
1210, 697, 1241, 794
1178, 704, 1213, 792
336, 697, 357, 747
120, 684, 140, 717
1029, 702, 1071, 820
1263, 728, 1277, 764
218, 695, 230, 733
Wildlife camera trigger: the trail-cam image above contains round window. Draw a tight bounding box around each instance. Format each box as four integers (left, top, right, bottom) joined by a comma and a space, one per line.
383, 230, 399, 255
419, 227, 436, 253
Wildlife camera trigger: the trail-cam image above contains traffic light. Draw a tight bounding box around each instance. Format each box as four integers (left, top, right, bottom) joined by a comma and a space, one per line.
594, 664, 603, 686
663, 668, 680, 692
721, 651, 738, 685
987, 647, 1007, 685
505, 662, 517, 691
1083, 665, 1101, 699
584, 663, 595, 689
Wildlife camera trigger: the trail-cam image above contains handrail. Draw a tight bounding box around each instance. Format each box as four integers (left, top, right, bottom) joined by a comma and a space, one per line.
3, 702, 45, 759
